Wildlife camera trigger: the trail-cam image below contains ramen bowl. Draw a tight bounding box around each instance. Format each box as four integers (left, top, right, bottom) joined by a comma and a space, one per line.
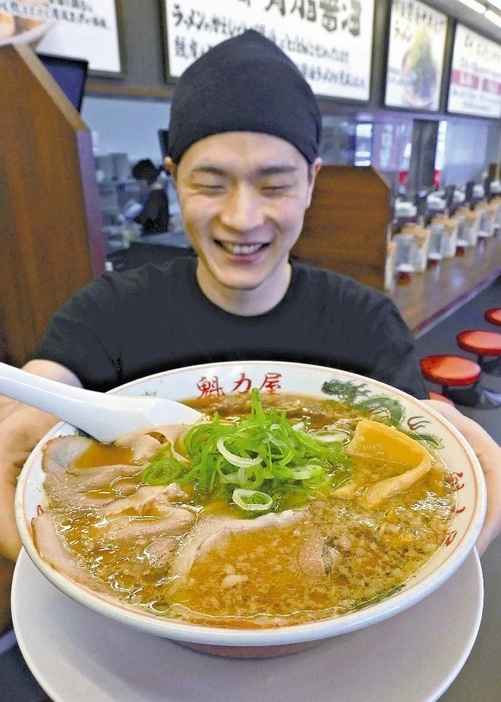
15, 361, 486, 658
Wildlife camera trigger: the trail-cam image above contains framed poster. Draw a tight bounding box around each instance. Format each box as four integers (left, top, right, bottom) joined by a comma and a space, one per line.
0, 0, 122, 75
163, 0, 376, 102
384, 0, 448, 112
447, 24, 501, 119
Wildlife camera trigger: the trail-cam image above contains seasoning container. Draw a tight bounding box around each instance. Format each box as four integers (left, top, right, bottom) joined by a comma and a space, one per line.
456, 207, 480, 247
430, 214, 458, 258
401, 223, 430, 272
473, 184, 485, 200
394, 201, 417, 219
427, 222, 445, 266
392, 232, 418, 282
396, 264, 413, 284
477, 201, 497, 238
426, 193, 446, 214
384, 240, 397, 292
492, 195, 501, 235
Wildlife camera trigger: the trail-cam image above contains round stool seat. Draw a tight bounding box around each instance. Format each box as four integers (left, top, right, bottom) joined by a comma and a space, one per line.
457, 330, 501, 356
428, 390, 455, 404
420, 355, 481, 387
485, 308, 501, 328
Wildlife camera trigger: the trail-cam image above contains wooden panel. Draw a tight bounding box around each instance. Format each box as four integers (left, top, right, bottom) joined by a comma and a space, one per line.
292, 165, 390, 290
0, 44, 105, 367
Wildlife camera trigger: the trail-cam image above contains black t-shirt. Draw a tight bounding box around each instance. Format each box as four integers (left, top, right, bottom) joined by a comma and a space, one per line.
134, 189, 170, 234
36, 257, 427, 398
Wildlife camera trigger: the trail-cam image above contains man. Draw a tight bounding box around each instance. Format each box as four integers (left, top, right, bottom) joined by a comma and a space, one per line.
131, 158, 170, 234
1, 29, 500, 639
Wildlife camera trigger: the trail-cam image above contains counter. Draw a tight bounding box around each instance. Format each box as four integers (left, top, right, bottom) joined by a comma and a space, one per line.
390, 236, 501, 337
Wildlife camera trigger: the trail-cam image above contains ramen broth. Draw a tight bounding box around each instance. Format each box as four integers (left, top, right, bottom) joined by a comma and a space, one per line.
34, 393, 456, 628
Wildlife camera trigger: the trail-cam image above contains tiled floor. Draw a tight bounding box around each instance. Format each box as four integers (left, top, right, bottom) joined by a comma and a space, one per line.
414, 275, 501, 702
415, 274, 501, 447
1, 276, 500, 702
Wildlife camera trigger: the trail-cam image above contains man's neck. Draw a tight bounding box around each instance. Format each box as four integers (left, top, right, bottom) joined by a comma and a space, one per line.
195, 263, 292, 317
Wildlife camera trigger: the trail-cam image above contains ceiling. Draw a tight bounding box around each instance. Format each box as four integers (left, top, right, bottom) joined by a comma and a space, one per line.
428, 0, 501, 42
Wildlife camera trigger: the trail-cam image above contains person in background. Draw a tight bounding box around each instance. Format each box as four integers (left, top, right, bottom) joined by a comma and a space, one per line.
0, 30, 500, 651
131, 158, 170, 234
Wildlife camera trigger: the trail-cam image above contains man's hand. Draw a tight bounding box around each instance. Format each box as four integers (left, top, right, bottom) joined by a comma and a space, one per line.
0, 398, 58, 634
0, 399, 58, 561
424, 399, 501, 556
0, 557, 15, 633
0, 360, 82, 631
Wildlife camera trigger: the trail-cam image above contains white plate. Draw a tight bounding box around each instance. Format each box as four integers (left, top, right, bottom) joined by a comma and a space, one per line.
12, 549, 483, 702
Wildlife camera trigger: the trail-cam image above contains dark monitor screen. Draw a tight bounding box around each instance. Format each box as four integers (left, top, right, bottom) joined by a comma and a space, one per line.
158, 129, 169, 159
37, 53, 88, 112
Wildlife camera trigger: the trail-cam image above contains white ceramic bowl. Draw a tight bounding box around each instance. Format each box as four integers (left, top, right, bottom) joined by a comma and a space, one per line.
15, 361, 487, 658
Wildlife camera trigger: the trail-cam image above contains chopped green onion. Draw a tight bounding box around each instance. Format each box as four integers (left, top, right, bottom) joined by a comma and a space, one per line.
141, 444, 185, 485
216, 438, 262, 468
232, 489, 273, 512
141, 388, 352, 514
290, 467, 313, 480
237, 464, 265, 489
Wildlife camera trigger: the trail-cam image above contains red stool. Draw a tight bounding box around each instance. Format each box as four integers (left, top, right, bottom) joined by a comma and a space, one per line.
419, 354, 500, 408
457, 329, 501, 376
428, 390, 455, 405
485, 308, 501, 328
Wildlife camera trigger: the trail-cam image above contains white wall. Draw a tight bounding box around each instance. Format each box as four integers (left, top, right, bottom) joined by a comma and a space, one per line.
81, 94, 501, 188
440, 121, 490, 186
81, 96, 172, 167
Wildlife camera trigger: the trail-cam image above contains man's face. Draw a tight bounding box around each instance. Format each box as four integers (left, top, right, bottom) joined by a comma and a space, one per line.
169, 132, 321, 314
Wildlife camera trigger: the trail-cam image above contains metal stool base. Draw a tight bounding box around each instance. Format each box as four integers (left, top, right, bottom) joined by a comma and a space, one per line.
479, 356, 501, 376
444, 383, 501, 409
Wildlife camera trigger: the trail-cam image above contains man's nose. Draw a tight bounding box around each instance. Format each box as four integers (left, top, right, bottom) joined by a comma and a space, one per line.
220, 185, 264, 231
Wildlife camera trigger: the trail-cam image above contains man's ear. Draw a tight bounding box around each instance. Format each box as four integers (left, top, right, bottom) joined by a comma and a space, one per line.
164, 157, 177, 180
306, 157, 322, 208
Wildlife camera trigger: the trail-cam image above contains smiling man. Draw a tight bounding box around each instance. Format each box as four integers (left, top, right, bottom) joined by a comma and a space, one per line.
170, 131, 320, 316
22, 30, 428, 397
1, 29, 501, 647
164, 29, 323, 317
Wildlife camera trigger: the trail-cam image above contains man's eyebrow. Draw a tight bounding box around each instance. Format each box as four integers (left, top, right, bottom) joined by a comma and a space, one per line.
255, 165, 298, 177
190, 165, 228, 177
189, 164, 299, 177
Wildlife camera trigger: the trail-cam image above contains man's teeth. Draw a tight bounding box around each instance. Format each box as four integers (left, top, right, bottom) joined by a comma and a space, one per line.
221, 243, 264, 254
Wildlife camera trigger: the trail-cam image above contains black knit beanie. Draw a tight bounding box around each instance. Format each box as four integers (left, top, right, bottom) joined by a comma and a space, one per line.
168, 30, 322, 165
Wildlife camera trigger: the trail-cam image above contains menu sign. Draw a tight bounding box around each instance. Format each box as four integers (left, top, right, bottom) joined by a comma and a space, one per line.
384, 0, 447, 112
447, 24, 501, 119
0, 0, 121, 74
163, 0, 375, 101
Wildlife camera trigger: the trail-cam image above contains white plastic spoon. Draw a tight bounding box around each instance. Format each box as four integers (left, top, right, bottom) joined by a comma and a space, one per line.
0, 362, 202, 443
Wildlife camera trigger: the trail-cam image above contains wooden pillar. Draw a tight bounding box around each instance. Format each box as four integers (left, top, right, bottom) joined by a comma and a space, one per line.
292, 165, 390, 290
0, 43, 105, 367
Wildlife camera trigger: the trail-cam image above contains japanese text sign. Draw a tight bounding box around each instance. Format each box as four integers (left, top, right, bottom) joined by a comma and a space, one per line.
447, 23, 501, 119
0, 0, 122, 74
164, 0, 375, 101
